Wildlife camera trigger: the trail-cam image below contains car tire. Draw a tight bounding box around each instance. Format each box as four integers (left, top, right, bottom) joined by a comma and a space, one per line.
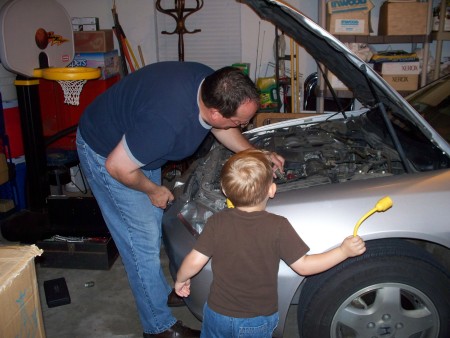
297, 239, 450, 338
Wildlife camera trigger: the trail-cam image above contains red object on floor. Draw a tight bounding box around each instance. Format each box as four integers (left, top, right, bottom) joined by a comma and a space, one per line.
39, 74, 120, 150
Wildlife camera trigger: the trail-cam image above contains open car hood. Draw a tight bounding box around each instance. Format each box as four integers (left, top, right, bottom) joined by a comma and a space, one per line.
243, 0, 384, 106
242, 0, 450, 154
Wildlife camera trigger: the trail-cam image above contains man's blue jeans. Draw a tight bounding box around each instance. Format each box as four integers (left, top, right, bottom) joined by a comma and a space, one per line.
76, 129, 176, 334
201, 303, 279, 338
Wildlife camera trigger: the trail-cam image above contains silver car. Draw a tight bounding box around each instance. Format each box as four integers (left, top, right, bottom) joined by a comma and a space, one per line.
162, 1, 450, 337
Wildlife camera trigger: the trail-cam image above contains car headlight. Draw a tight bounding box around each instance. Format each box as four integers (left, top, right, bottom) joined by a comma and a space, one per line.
177, 201, 214, 236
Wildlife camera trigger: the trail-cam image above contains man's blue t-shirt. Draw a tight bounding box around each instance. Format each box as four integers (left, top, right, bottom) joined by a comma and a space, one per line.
78, 61, 214, 169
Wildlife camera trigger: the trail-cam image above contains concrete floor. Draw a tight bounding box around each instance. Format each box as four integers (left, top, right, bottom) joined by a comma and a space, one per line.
32, 246, 300, 338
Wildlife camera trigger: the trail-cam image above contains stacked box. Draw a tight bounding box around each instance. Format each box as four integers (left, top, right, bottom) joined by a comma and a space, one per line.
69, 50, 120, 79
74, 29, 114, 53
327, 70, 348, 90
374, 61, 421, 91
378, 2, 428, 35
72, 17, 99, 32
326, 0, 374, 35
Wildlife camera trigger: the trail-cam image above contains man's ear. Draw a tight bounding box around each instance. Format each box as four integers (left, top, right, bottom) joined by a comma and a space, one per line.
209, 108, 223, 122
268, 182, 277, 198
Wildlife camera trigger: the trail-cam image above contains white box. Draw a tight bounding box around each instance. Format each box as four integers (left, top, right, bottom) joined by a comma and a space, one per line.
72, 24, 98, 32
375, 62, 421, 75
69, 50, 120, 79
71, 17, 99, 25
327, 71, 349, 90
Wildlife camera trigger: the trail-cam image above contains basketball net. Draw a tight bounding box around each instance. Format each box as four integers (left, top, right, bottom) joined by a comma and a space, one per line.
57, 79, 87, 106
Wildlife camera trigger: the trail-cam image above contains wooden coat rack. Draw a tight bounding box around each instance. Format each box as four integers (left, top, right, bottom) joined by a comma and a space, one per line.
155, 0, 203, 61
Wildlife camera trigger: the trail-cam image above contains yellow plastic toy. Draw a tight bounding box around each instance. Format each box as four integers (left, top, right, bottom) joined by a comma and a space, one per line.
353, 196, 393, 236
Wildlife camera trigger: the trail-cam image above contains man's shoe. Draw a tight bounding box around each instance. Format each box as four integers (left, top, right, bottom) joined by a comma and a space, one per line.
167, 289, 185, 307
143, 321, 200, 337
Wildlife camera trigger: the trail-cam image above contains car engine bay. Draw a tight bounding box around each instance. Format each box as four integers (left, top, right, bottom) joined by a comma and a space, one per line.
187, 109, 450, 209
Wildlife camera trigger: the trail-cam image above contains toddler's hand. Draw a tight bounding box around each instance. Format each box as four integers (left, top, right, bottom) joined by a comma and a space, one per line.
340, 235, 366, 258
175, 279, 191, 297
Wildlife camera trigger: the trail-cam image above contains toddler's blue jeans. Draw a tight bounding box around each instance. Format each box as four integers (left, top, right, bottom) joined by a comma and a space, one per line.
201, 302, 279, 338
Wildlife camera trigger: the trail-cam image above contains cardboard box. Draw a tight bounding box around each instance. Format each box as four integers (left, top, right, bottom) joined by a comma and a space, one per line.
374, 61, 421, 75
374, 60, 420, 91
327, 0, 374, 14
36, 236, 119, 270
0, 245, 45, 338
74, 29, 114, 53
326, 0, 373, 35
378, 2, 428, 35
382, 74, 419, 91
69, 50, 120, 79
327, 10, 370, 35
327, 70, 349, 90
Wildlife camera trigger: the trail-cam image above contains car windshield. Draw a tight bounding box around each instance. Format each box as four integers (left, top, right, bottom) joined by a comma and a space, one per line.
407, 76, 450, 143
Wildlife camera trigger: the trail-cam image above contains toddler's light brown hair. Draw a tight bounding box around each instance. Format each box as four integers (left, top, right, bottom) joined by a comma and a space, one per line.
220, 149, 273, 207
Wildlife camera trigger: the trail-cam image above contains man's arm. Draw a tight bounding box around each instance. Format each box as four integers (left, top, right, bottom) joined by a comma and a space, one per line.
105, 138, 173, 208
211, 127, 253, 152
211, 127, 285, 171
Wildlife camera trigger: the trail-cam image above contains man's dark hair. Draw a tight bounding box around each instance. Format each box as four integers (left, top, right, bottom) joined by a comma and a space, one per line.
201, 66, 260, 118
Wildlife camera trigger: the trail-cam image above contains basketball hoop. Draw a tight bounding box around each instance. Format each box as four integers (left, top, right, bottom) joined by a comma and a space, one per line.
33, 67, 101, 106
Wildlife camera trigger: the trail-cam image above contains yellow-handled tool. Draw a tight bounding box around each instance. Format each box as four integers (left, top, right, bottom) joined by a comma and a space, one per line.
353, 196, 393, 236
226, 199, 234, 208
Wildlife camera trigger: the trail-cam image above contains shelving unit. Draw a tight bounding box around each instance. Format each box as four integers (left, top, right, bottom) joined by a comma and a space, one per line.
432, 0, 450, 80
316, 0, 433, 113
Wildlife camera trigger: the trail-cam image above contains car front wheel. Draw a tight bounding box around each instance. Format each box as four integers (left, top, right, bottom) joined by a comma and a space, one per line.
297, 239, 450, 338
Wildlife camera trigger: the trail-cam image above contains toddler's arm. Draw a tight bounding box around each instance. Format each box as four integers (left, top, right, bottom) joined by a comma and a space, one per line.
290, 235, 365, 276
175, 249, 210, 297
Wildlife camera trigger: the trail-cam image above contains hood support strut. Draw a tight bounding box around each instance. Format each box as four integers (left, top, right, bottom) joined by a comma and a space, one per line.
360, 64, 413, 173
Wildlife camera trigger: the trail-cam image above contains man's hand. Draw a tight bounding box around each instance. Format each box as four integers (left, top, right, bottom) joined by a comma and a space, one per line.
268, 151, 285, 178
148, 185, 174, 209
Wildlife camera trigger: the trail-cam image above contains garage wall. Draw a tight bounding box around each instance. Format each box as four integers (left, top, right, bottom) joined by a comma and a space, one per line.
0, 0, 447, 85
50, 0, 315, 80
